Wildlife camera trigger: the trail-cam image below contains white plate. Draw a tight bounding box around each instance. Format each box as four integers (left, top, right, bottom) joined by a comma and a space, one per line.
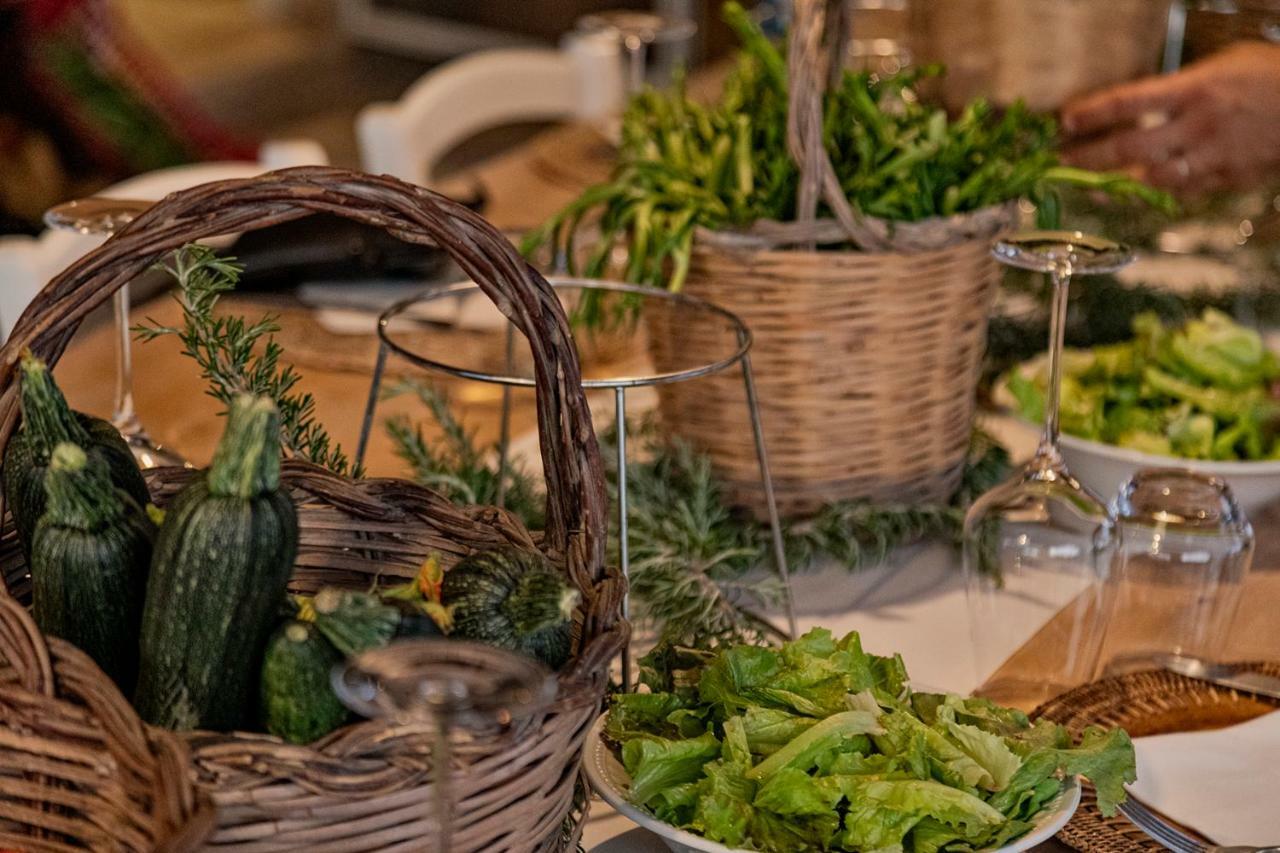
584, 714, 1082, 853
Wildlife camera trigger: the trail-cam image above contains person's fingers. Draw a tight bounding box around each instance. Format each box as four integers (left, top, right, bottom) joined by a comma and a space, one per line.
1061, 75, 1197, 138
1144, 146, 1223, 193
1061, 114, 1201, 172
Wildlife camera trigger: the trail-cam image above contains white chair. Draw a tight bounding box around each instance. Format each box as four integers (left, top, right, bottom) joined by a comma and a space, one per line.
0, 139, 327, 340
356, 32, 623, 188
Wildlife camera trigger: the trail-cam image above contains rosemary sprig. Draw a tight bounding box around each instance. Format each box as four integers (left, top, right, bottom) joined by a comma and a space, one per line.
383, 379, 544, 528
134, 244, 357, 476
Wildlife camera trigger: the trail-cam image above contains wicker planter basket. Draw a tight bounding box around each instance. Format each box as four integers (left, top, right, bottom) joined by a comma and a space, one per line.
650, 224, 1005, 518
650, 0, 1015, 518
0, 167, 625, 852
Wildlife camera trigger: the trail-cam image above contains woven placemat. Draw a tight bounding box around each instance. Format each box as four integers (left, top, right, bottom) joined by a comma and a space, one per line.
1033, 663, 1280, 852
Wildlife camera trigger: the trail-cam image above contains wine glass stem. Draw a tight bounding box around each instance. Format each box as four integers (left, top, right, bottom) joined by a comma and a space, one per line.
112, 284, 140, 435
1038, 265, 1072, 460
625, 36, 645, 94
433, 713, 453, 853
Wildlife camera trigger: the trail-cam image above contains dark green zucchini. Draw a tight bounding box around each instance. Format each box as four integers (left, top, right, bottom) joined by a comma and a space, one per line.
260, 620, 348, 744
3, 354, 150, 560
440, 548, 579, 668
31, 442, 155, 692
134, 395, 298, 732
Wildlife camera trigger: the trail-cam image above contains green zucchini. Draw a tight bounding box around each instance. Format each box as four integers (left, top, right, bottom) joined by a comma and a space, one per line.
134, 395, 298, 731
259, 620, 348, 744
3, 353, 150, 560
31, 442, 155, 692
441, 548, 579, 668
308, 588, 400, 656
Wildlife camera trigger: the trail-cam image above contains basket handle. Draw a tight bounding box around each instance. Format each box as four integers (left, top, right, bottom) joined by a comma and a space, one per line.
0, 167, 609, 586
787, 0, 890, 252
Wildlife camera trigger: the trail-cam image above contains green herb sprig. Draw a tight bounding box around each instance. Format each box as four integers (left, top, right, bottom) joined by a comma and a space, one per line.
135, 244, 357, 476
383, 379, 544, 528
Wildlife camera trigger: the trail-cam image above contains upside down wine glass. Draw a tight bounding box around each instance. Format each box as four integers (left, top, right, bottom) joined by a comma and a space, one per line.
43, 197, 187, 468
331, 639, 556, 853
962, 231, 1135, 708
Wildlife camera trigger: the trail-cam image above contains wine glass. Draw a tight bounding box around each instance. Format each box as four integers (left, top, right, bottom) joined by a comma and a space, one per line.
43, 197, 187, 468
576, 11, 698, 95
963, 231, 1135, 707
331, 638, 557, 853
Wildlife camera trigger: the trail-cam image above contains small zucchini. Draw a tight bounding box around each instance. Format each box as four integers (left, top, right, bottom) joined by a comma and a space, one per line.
441, 548, 579, 668
260, 620, 348, 744
3, 353, 150, 560
135, 395, 299, 732
31, 442, 155, 692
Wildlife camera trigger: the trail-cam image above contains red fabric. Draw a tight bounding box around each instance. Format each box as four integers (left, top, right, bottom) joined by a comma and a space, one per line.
11, 0, 256, 174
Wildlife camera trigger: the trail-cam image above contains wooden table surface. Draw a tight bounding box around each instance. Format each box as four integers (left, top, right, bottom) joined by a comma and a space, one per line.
46, 118, 1280, 853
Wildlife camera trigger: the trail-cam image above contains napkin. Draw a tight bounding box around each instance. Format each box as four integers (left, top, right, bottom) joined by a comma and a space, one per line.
1128, 710, 1280, 846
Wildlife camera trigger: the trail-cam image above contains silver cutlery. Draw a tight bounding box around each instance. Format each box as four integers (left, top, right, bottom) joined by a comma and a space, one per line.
1120, 795, 1279, 853
1159, 654, 1280, 701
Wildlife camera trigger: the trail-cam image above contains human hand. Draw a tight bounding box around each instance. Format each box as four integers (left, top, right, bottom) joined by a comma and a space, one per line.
1061, 41, 1280, 196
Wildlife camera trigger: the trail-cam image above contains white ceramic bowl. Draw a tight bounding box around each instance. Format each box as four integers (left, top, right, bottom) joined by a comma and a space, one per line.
993, 381, 1280, 518
1056, 431, 1280, 519
584, 715, 1082, 853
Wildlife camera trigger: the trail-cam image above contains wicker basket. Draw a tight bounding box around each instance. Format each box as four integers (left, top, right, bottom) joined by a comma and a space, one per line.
0, 167, 625, 852
650, 0, 1014, 518
0, 594, 215, 852
650, 228, 1004, 517
915, 0, 1173, 112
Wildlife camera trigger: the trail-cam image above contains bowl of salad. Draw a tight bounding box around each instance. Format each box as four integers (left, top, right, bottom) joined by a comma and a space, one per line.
587, 631, 1134, 853
997, 309, 1280, 516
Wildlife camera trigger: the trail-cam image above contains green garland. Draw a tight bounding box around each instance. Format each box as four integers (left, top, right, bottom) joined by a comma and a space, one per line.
386, 400, 1010, 648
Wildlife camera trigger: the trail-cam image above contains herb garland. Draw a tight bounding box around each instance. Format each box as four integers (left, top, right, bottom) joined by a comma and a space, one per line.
135, 245, 358, 476
386, 399, 1010, 648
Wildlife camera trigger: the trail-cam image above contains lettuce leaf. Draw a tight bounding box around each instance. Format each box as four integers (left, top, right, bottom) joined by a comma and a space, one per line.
622, 732, 721, 806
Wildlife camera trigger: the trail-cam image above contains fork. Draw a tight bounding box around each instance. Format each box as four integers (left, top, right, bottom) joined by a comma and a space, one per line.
1120, 797, 1279, 853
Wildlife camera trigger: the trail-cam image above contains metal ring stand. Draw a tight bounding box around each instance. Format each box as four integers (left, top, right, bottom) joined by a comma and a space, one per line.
356, 278, 798, 689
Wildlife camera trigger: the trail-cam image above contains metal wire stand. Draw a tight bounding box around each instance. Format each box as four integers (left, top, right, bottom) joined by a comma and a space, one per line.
357, 278, 798, 689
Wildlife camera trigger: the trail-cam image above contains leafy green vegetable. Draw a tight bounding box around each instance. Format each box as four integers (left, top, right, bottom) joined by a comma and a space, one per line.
1006, 309, 1280, 461
607, 629, 1137, 851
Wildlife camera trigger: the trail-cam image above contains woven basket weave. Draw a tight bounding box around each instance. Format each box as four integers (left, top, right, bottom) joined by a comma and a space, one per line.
651, 0, 1014, 518
0, 595, 215, 852
917, 0, 1172, 112
651, 228, 1005, 517
0, 167, 625, 852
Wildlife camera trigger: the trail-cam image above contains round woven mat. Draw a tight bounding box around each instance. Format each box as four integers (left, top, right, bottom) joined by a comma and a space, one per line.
1033, 662, 1280, 852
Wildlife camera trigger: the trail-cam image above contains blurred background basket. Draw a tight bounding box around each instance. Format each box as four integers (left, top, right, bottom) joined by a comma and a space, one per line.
915, 0, 1174, 112
0, 167, 624, 852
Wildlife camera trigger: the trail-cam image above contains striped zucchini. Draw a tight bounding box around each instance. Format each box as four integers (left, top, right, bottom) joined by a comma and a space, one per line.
134, 395, 298, 731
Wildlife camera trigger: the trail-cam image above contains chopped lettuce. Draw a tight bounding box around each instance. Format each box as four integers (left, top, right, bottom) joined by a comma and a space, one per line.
1005, 308, 1280, 461
607, 630, 1137, 851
